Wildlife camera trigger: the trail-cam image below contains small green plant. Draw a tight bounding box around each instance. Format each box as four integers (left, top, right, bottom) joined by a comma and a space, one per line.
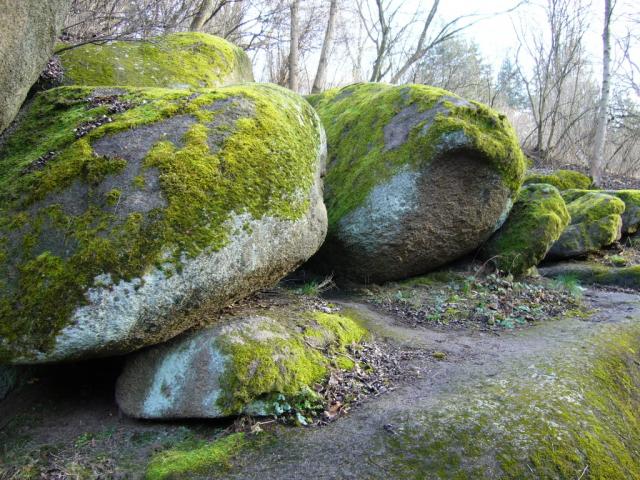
551, 274, 584, 298
295, 276, 335, 296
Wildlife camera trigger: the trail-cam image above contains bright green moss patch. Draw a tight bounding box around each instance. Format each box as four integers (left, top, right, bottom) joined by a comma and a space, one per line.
564, 189, 640, 234
481, 184, 570, 274
543, 262, 640, 289
566, 191, 625, 224
308, 83, 526, 227
145, 432, 246, 480
377, 323, 640, 479
524, 169, 593, 190
57, 32, 254, 89
214, 311, 366, 415
0, 84, 321, 359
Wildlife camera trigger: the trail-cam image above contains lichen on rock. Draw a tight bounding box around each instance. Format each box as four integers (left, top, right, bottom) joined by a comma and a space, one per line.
307, 83, 526, 283
0, 83, 327, 363
480, 183, 570, 274
55, 32, 254, 89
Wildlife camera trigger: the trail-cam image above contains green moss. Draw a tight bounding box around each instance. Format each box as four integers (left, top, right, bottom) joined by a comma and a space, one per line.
481, 183, 570, 274
0, 83, 321, 359
524, 169, 593, 190
214, 311, 366, 415
566, 192, 625, 224
145, 433, 246, 480
546, 263, 640, 289
564, 189, 640, 234
376, 323, 640, 479
308, 83, 526, 228
57, 32, 253, 89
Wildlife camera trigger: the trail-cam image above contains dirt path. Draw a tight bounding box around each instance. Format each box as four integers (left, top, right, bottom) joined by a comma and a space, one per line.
1, 288, 639, 479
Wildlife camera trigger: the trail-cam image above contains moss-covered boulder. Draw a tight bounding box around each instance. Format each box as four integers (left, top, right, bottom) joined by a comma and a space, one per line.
540, 262, 640, 289
480, 184, 570, 274
115, 307, 366, 419
307, 83, 526, 283
0, 84, 327, 363
563, 189, 640, 235
547, 192, 624, 259
523, 169, 592, 191
0, 0, 71, 134
55, 33, 254, 89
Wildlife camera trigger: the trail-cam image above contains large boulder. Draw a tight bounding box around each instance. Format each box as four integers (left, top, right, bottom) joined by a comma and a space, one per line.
0, 0, 71, 134
480, 184, 570, 274
563, 189, 640, 235
116, 304, 366, 419
55, 32, 254, 89
307, 83, 526, 283
0, 84, 327, 363
523, 169, 592, 191
547, 192, 624, 259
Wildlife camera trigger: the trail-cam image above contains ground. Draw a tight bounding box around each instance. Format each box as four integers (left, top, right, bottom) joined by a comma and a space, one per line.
2, 269, 639, 479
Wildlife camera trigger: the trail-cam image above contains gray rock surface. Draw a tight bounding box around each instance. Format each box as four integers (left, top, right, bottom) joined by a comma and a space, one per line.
0, 0, 71, 134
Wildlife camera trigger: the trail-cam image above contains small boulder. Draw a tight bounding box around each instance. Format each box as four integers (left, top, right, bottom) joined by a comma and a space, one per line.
480, 184, 570, 274
0, 0, 71, 134
523, 170, 592, 191
547, 192, 624, 259
540, 262, 640, 289
0, 84, 326, 363
116, 306, 366, 419
308, 83, 526, 283
55, 32, 254, 89
563, 189, 640, 235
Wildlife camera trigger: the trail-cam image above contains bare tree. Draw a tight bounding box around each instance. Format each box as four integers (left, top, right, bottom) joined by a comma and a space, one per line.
288, 0, 300, 91
591, 0, 614, 185
190, 0, 215, 31
311, 0, 338, 93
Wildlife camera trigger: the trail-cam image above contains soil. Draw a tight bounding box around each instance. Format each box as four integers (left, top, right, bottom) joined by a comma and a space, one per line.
1, 285, 639, 479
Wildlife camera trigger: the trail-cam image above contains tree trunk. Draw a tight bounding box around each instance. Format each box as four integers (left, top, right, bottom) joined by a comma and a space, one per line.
190, 0, 214, 31
288, 0, 300, 92
591, 0, 612, 186
311, 0, 338, 93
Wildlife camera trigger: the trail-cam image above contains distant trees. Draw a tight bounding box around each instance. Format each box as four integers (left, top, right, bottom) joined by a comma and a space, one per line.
57, 0, 640, 177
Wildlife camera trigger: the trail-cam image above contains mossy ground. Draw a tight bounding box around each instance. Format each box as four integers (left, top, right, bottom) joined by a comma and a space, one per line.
481, 183, 570, 274
377, 322, 640, 479
308, 83, 526, 228
57, 32, 253, 89
524, 169, 593, 190
0, 84, 321, 360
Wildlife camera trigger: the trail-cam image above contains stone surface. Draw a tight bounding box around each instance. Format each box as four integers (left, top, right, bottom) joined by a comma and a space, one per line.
563, 189, 640, 235
0, 0, 71, 134
540, 261, 640, 289
116, 302, 365, 419
307, 83, 526, 283
480, 183, 570, 274
0, 84, 326, 363
55, 32, 254, 89
547, 192, 624, 260
523, 169, 592, 190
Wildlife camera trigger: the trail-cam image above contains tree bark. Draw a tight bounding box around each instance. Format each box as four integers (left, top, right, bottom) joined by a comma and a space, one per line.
288, 0, 301, 92
190, 0, 215, 31
311, 0, 338, 93
591, 0, 613, 186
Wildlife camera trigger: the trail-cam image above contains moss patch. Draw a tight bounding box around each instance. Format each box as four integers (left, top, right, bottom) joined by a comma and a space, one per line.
57, 32, 253, 89
215, 311, 367, 415
481, 183, 570, 274
524, 169, 592, 190
145, 432, 247, 480
564, 189, 640, 234
376, 323, 640, 479
0, 83, 321, 360
543, 262, 640, 289
308, 83, 526, 228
